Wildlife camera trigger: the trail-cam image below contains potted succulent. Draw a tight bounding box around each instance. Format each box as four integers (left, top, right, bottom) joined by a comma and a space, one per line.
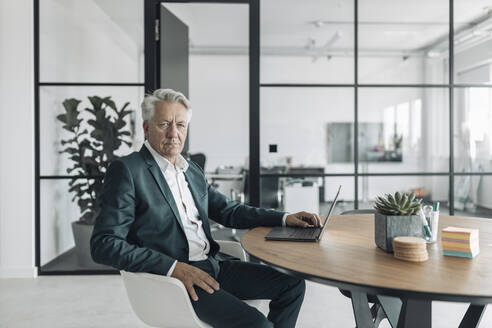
374, 192, 423, 252
57, 96, 133, 266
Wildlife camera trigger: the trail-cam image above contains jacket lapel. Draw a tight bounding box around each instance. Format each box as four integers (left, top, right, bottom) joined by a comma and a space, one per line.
140, 146, 185, 233
184, 168, 212, 239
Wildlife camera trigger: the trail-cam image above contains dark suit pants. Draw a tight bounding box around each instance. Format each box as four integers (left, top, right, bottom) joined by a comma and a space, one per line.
190, 258, 305, 328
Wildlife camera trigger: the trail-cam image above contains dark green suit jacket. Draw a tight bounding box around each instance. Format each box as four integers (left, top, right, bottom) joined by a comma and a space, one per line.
90, 146, 284, 275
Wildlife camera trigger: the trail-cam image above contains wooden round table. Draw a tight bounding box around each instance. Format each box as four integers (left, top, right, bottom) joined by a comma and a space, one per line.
241, 214, 492, 328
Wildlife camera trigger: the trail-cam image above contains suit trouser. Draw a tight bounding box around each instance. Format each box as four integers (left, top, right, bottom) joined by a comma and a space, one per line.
190, 257, 305, 328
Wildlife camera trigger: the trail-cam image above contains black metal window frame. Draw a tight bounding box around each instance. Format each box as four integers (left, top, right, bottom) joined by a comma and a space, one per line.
33, 0, 258, 275
258, 0, 492, 213
34, 0, 492, 275
33, 0, 146, 275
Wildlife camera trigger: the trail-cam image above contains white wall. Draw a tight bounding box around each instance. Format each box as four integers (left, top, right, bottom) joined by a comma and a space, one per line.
0, 0, 36, 277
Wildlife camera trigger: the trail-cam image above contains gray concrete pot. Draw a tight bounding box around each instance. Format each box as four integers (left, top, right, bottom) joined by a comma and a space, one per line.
71, 221, 96, 267
374, 212, 423, 253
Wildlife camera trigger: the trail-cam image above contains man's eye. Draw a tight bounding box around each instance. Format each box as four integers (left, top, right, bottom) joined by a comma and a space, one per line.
178, 123, 186, 128
159, 123, 170, 128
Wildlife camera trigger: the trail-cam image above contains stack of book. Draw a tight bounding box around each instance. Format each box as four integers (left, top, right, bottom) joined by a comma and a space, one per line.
392, 236, 429, 262
442, 227, 480, 258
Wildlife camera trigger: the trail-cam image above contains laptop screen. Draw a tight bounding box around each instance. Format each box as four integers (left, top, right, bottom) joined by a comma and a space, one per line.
318, 185, 342, 235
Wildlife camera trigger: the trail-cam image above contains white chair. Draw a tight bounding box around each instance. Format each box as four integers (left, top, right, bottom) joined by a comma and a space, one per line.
121, 240, 267, 328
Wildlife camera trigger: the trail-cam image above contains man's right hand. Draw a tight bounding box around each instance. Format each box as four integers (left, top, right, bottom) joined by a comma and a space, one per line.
171, 262, 220, 301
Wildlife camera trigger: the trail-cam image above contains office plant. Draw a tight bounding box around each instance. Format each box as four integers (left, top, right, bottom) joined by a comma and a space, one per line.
374, 192, 421, 216
57, 96, 133, 265
373, 192, 423, 252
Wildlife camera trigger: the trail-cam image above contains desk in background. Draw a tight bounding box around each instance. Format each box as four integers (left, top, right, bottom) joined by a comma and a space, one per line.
260, 166, 325, 211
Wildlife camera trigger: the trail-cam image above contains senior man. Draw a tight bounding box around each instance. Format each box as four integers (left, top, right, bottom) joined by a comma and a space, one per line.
90, 88, 321, 328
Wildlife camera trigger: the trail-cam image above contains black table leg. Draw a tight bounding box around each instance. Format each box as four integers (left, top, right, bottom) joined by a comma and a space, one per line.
376, 295, 402, 328
458, 304, 486, 328
350, 291, 375, 328
397, 299, 431, 328
373, 304, 386, 327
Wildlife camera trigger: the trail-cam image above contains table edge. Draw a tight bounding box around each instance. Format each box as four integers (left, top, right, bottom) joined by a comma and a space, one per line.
241, 231, 492, 305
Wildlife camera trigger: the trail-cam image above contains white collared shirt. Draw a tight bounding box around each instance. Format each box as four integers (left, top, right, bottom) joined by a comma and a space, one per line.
144, 141, 210, 276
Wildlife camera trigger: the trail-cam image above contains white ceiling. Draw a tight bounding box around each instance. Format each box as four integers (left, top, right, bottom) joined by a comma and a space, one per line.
94, 0, 492, 56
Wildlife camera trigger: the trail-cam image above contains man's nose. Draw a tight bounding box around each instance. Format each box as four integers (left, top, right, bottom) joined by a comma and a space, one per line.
166, 123, 179, 137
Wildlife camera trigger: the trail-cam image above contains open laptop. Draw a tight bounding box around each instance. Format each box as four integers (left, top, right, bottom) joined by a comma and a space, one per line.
265, 185, 341, 242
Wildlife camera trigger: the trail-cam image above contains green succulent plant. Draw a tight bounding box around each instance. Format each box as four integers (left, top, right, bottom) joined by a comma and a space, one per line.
57, 96, 133, 225
374, 192, 422, 216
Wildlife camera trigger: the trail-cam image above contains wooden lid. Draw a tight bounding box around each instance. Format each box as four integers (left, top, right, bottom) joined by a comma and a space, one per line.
394, 252, 429, 262
393, 236, 427, 250
394, 249, 428, 256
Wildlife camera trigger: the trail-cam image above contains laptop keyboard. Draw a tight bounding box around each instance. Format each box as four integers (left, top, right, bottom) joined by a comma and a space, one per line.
288, 227, 321, 239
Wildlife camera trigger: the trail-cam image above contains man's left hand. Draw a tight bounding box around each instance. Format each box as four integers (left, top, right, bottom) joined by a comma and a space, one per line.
285, 211, 321, 228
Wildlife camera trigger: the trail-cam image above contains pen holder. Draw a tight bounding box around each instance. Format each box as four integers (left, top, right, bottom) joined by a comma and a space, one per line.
428, 211, 439, 243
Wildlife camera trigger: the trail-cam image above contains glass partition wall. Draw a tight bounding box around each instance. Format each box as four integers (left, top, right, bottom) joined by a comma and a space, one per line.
36, 0, 492, 274
36, 0, 145, 273
36, 0, 251, 273
259, 0, 492, 219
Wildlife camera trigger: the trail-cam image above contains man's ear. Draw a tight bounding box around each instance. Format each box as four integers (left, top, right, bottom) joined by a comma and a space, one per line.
143, 121, 149, 139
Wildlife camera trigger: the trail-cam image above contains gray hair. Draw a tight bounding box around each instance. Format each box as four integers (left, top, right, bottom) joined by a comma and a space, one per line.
141, 88, 192, 122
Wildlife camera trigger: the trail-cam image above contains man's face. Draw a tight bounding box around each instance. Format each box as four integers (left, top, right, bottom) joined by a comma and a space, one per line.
143, 101, 188, 164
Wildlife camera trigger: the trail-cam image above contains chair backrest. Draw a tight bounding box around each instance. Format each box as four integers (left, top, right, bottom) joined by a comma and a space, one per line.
190, 153, 206, 171
120, 271, 211, 328
340, 209, 376, 215
121, 241, 259, 327
217, 240, 248, 261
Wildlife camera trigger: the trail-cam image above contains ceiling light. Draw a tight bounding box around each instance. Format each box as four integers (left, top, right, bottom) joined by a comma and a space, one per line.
471, 28, 492, 37
427, 51, 441, 58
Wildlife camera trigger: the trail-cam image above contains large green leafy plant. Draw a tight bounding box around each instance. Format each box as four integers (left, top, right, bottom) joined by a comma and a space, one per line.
57, 96, 133, 225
